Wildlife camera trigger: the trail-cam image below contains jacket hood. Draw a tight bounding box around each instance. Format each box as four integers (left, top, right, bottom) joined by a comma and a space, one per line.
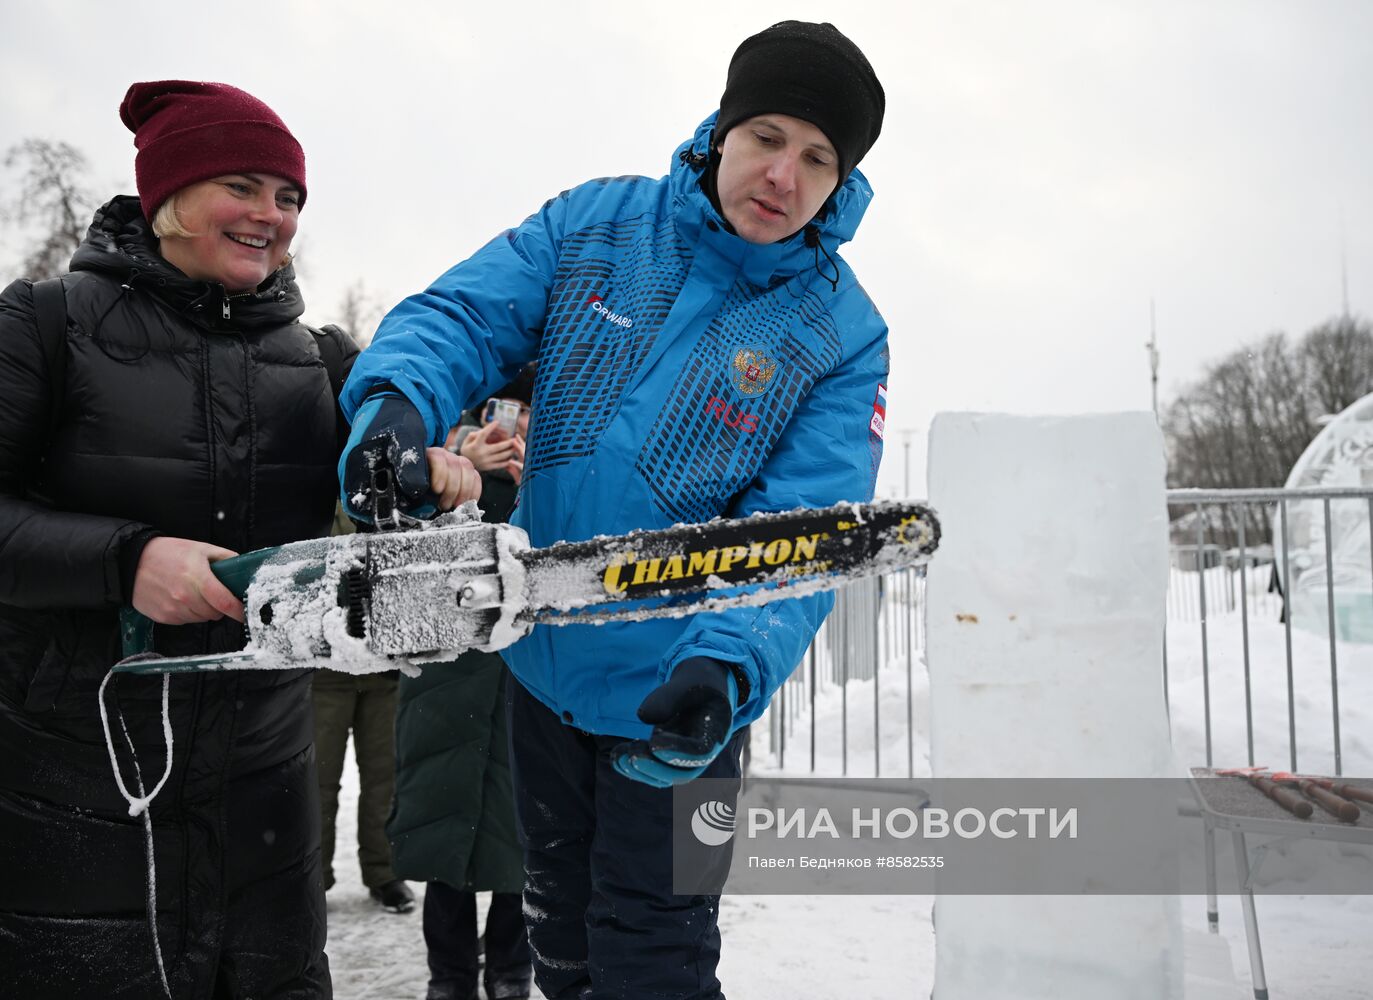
68, 195, 305, 327
669, 112, 874, 288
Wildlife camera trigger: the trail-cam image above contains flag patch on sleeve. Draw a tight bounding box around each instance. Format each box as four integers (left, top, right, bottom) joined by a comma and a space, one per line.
869, 383, 887, 439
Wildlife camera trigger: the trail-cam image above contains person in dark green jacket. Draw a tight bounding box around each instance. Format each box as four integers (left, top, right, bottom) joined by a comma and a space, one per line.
313, 505, 414, 914
388, 367, 535, 1000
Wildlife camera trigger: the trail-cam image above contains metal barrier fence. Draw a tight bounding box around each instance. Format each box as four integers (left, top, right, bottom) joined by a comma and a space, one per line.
766, 569, 926, 777
1165, 486, 1373, 778
765, 487, 1372, 780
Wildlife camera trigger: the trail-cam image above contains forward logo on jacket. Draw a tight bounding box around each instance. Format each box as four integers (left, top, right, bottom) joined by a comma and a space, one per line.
732, 347, 777, 396
587, 292, 634, 329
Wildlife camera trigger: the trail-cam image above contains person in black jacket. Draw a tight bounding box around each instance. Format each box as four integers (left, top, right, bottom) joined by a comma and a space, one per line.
0, 80, 476, 1000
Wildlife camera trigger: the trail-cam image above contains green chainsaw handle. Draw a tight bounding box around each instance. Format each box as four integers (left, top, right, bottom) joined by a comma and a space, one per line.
118, 546, 284, 658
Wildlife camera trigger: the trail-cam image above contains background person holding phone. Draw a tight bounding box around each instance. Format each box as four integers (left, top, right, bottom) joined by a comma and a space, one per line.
389, 365, 537, 1000
451, 378, 532, 486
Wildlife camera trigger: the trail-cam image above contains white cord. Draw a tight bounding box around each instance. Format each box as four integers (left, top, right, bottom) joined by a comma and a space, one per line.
98, 668, 174, 817
99, 669, 175, 998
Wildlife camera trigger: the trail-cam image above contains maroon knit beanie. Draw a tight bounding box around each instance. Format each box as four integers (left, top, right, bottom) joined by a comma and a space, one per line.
120, 80, 307, 219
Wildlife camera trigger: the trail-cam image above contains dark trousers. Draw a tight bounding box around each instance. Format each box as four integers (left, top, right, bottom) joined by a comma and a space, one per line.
424, 882, 529, 993
312, 669, 398, 889
507, 679, 745, 1000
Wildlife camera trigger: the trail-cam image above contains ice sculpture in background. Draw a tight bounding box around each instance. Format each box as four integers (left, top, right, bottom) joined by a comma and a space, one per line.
1279, 390, 1373, 643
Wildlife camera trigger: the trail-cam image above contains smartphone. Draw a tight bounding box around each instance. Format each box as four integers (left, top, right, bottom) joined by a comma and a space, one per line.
484, 398, 521, 436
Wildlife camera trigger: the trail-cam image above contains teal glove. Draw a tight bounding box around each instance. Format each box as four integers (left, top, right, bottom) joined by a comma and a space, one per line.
339, 393, 436, 524
612, 657, 740, 788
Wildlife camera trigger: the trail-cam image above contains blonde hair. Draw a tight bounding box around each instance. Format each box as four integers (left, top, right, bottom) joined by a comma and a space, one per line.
150, 193, 196, 239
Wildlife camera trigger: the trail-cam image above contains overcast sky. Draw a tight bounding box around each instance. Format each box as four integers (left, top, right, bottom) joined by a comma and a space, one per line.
3, 0, 1371, 495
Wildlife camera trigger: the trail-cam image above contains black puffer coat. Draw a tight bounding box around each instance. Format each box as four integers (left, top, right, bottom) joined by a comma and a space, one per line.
0, 196, 355, 999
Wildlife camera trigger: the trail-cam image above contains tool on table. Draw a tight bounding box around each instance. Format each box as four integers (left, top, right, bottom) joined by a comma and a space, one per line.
1270, 772, 1362, 823
1216, 766, 1313, 819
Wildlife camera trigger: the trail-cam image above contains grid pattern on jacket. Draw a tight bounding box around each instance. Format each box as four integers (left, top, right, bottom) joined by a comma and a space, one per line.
527, 213, 686, 472
636, 278, 842, 523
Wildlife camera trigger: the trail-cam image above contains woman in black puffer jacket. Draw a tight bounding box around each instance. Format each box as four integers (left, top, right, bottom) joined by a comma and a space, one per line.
0, 81, 358, 1000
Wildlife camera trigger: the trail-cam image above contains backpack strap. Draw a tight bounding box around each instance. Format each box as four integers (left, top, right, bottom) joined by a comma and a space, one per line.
313, 324, 358, 447
314, 323, 350, 401
30, 277, 69, 447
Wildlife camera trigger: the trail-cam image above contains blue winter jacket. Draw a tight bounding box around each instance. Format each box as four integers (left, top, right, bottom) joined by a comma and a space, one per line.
340, 113, 889, 739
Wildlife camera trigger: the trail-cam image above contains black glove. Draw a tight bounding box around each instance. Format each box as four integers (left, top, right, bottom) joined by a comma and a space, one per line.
338, 393, 435, 524
611, 657, 741, 788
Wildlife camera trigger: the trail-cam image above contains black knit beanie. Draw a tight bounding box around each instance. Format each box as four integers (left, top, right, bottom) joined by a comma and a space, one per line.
715, 21, 885, 185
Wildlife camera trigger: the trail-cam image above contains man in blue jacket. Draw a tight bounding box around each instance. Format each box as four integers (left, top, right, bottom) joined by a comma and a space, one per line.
340, 21, 886, 1000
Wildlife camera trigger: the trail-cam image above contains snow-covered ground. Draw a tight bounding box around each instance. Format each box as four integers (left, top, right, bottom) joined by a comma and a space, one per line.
325, 575, 1373, 998
326, 742, 933, 999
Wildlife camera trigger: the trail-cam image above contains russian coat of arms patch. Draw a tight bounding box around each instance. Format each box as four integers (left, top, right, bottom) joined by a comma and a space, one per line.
732, 347, 778, 396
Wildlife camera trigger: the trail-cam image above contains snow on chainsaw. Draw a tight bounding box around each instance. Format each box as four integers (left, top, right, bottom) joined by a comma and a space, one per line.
113, 498, 940, 677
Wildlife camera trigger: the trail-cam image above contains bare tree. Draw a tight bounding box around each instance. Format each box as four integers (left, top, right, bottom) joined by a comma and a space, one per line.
335, 280, 385, 347
1297, 315, 1373, 417
1163, 322, 1372, 486
1162, 316, 1373, 545
1, 139, 97, 279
